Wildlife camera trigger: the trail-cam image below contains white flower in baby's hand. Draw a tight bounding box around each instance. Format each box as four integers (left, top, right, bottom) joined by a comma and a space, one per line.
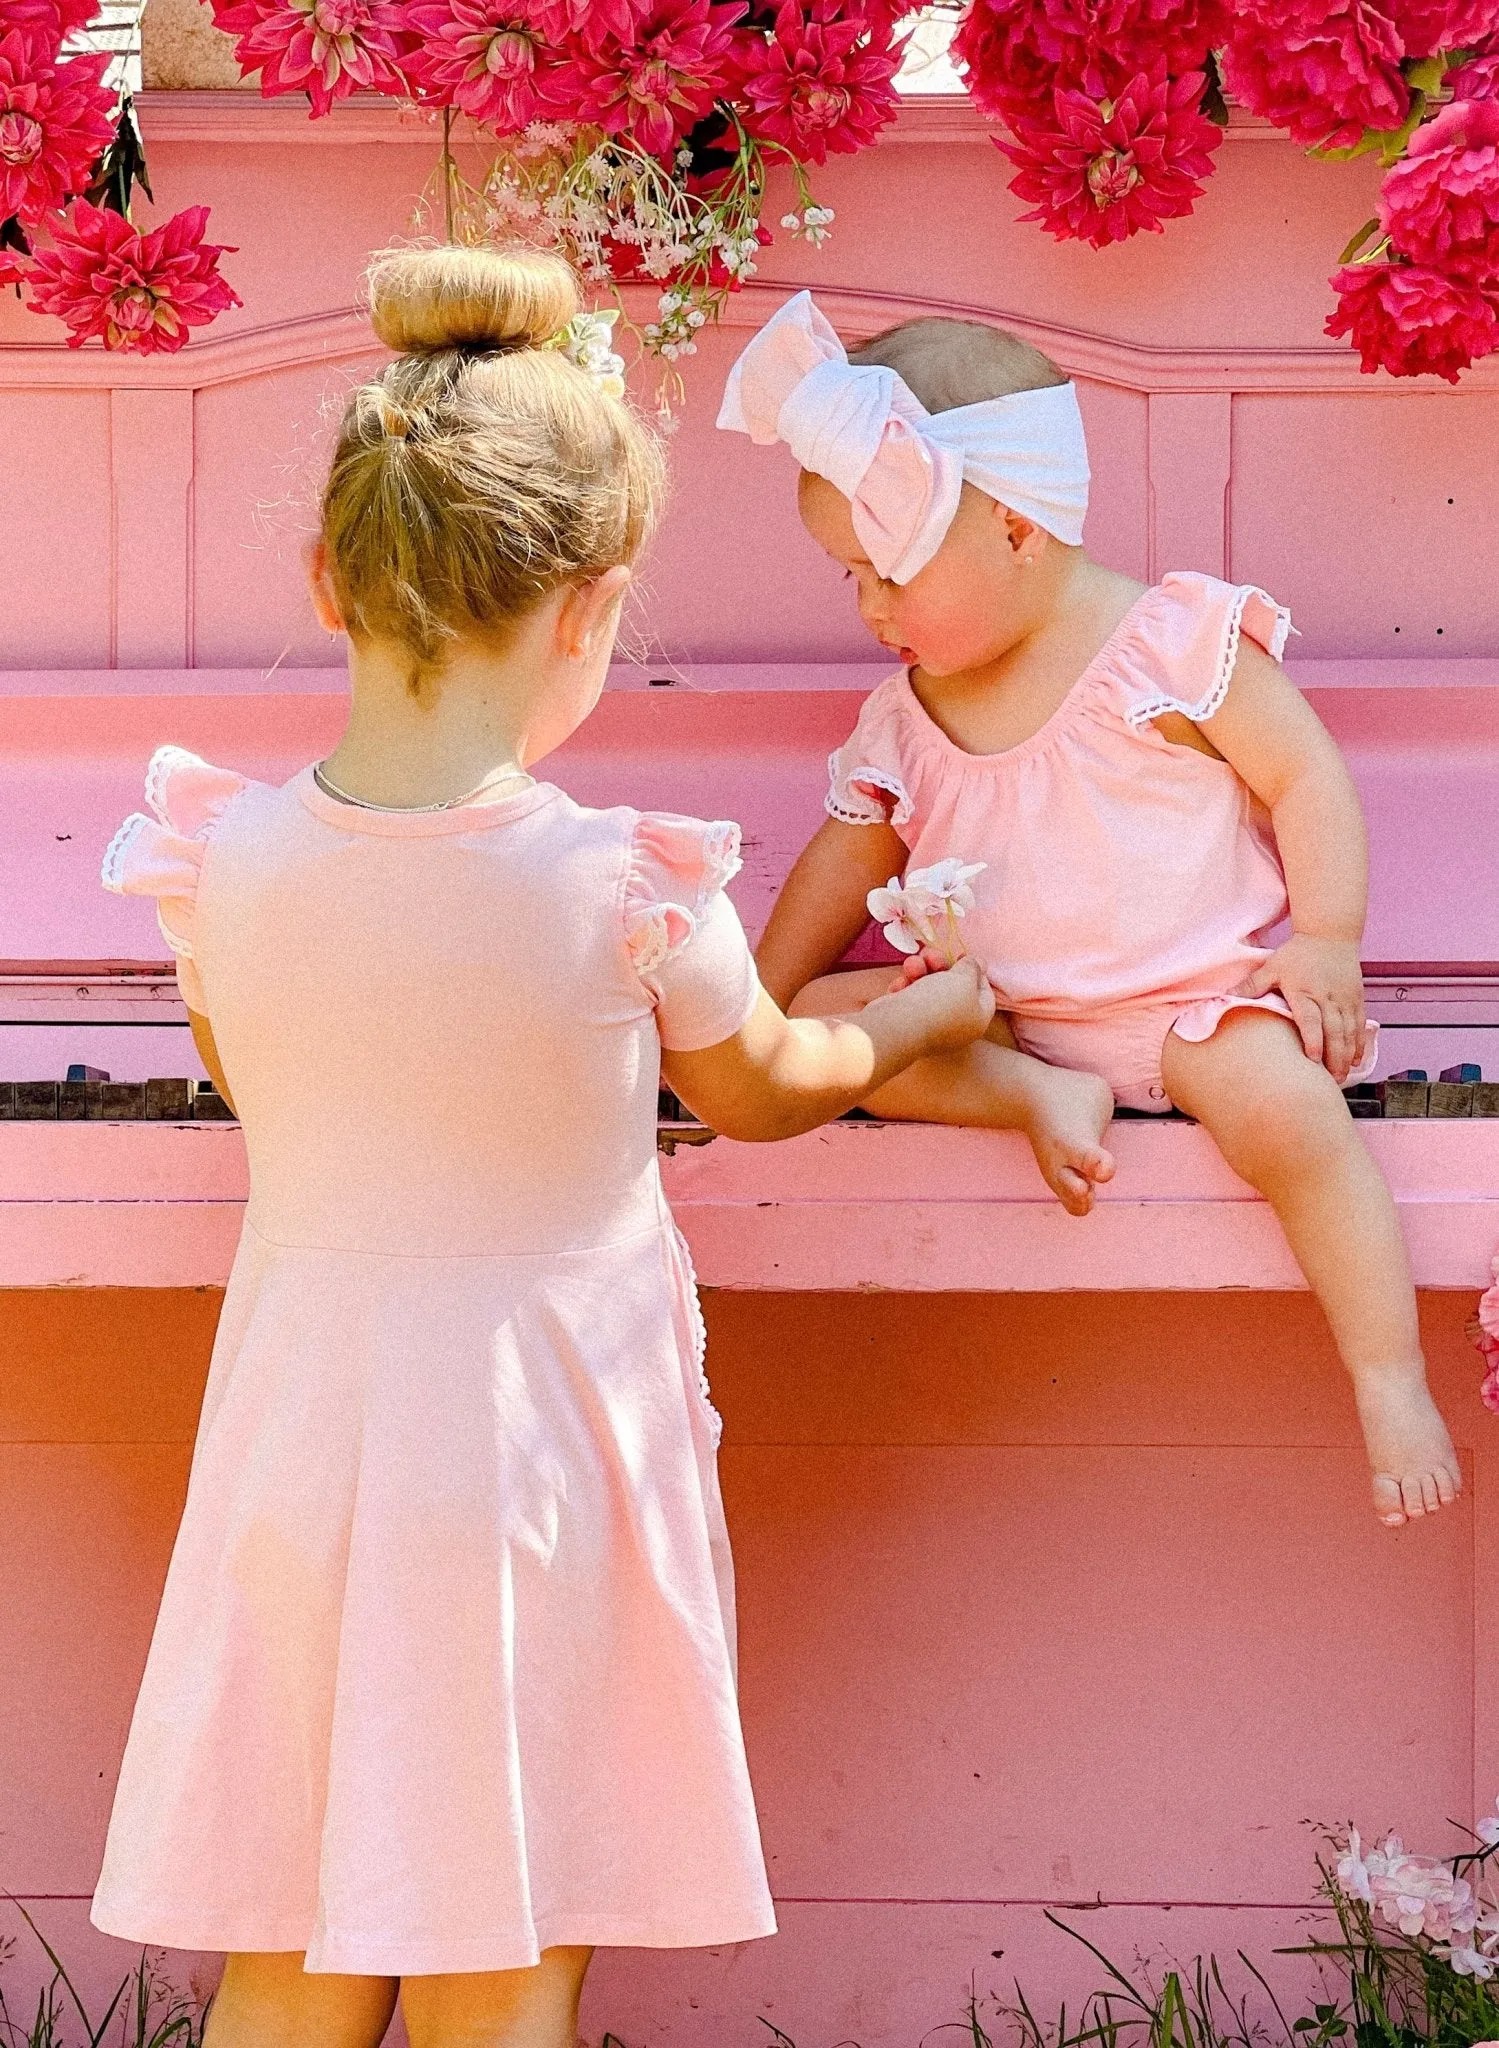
867, 859, 986, 959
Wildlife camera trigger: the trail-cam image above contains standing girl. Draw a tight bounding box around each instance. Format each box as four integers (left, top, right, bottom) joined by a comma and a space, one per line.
94, 247, 993, 2048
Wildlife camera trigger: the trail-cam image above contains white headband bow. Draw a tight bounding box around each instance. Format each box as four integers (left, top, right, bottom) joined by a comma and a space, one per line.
717, 290, 1090, 584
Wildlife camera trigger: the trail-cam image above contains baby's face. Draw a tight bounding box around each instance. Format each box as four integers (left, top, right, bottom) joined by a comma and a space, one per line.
797, 471, 1037, 677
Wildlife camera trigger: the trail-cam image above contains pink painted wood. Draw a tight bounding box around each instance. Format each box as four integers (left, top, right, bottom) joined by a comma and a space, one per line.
2, 95, 1498, 2048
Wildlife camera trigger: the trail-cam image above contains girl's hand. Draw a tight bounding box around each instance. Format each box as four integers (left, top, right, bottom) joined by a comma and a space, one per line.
1236, 935, 1367, 1083
881, 955, 996, 1052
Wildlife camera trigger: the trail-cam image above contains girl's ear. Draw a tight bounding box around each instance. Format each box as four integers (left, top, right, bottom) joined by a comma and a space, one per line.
307, 538, 346, 634
558, 565, 633, 658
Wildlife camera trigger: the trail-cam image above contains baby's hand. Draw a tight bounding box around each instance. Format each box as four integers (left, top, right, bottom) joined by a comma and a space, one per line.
886, 944, 950, 992
1236, 934, 1367, 1083
887, 954, 996, 1052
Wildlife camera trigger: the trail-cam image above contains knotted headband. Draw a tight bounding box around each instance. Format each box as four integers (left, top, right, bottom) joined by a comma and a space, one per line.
716, 290, 1091, 584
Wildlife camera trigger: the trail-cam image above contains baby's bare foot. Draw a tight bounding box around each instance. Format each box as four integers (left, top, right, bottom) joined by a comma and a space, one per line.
1021, 1065, 1116, 1217
1351, 1362, 1462, 1526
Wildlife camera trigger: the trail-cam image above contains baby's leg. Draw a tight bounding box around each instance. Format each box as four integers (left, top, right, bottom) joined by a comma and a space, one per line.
789, 970, 1116, 1217
204, 1953, 398, 2048
1160, 1008, 1460, 1528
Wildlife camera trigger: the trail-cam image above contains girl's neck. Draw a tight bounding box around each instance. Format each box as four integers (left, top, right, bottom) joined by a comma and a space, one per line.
322, 637, 531, 810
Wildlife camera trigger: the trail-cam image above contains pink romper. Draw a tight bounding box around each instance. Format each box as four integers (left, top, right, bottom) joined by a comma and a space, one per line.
92, 747, 777, 1974
829, 572, 1375, 1112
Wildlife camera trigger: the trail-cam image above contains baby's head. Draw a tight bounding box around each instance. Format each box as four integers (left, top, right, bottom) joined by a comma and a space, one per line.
315, 244, 664, 741
796, 316, 1081, 677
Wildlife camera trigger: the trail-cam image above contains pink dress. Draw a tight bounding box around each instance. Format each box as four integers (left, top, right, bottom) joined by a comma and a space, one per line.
830, 573, 1376, 1112
92, 747, 777, 1975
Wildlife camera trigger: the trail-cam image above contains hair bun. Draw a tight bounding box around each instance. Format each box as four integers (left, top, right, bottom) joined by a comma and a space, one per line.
366, 244, 581, 357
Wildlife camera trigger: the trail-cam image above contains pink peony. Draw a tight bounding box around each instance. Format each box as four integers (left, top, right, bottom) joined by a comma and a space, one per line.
1389, 0, 1499, 51
1000, 62, 1222, 245
403, 0, 565, 131
1224, 0, 1409, 151
736, 0, 900, 162
27, 199, 241, 350
1380, 97, 1499, 276
209, 0, 412, 115
0, 238, 27, 285
1337, 1830, 1480, 1944
569, 0, 740, 157
1326, 255, 1499, 378
0, 31, 114, 224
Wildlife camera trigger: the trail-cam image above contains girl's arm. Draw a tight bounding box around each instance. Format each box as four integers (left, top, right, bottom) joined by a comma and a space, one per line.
755, 814, 908, 1008
189, 1010, 238, 1116
1190, 640, 1369, 1082
662, 960, 995, 1143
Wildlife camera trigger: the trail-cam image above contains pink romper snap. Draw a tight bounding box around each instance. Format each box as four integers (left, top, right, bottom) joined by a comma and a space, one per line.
93, 748, 777, 1975
828, 573, 1377, 1111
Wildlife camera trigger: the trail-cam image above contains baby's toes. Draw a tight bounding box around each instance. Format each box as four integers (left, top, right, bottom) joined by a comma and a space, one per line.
1051, 1164, 1096, 1217
1080, 1143, 1116, 1187
1400, 1473, 1429, 1519
1436, 1461, 1461, 1506
1371, 1473, 1407, 1528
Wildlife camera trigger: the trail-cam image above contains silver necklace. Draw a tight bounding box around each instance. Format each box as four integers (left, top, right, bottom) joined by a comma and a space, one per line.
313, 759, 534, 814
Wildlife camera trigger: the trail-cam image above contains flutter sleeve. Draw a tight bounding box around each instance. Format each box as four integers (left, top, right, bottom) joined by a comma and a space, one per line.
101, 744, 248, 1012
1113, 572, 1295, 727
624, 813, 762, 1052
825, 674, 917, 831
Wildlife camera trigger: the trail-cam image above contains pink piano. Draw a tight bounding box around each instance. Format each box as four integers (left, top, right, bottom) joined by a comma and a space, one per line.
3, 87, 1498, 2047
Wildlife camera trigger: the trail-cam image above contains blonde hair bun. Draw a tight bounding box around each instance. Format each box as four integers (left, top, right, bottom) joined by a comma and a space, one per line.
366, 244, 581, 357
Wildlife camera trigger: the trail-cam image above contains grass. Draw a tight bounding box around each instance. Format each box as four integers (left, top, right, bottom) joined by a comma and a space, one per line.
0, 1906, 208, 2048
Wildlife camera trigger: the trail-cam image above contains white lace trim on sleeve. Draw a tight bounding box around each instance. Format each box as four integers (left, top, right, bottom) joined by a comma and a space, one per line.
1125, 583, 1295, 729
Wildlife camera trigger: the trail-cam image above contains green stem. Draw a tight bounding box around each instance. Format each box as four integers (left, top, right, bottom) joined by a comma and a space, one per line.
442, 107, 455, 243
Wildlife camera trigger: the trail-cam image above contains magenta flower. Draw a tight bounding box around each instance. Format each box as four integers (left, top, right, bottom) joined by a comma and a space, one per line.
404, 0, 565, 132
0, 31, 114, 223
540, 0, 646, 32
1447, 43, 1499, 93
27, 199, 241, 351
570, 0, 740, 157
1326, 256, 1499, 379
1389, 0, 1499, 52
1224, 0, 1409, 151
1380, 98, 1499, 277
999, 63, 1222, 246
209, 0, 412, 116
0, 0, 99, 59
0, 238, 27, 285
736, 0, 899, 163
953, 0, 1057, 122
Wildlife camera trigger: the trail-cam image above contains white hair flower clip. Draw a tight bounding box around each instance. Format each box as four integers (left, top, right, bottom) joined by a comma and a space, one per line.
556, 308, 626, 396
867, 857, 987, 965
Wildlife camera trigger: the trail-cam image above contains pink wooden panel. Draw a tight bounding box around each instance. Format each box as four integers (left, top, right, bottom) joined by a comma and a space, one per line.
191, 356, 384, 669
0, 1441, 190, 1891
0, 1288, 1490, 2047
0, 394, 113, 666
1230, 393, 1499, 655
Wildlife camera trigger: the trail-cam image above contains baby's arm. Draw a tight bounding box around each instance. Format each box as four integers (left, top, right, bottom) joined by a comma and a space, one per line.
1193, 641, 1369, 1082
756, 814, 906, 1009
663, 963, 995, 1142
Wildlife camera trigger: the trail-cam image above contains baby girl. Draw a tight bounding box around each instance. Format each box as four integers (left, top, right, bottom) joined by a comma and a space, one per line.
722, 291, 1459, 1530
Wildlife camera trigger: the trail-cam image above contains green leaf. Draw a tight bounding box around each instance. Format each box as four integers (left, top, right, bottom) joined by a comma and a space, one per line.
1336, 217, 1383, 264
85, 92, 153, 219
1199, 52, 1228, 128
